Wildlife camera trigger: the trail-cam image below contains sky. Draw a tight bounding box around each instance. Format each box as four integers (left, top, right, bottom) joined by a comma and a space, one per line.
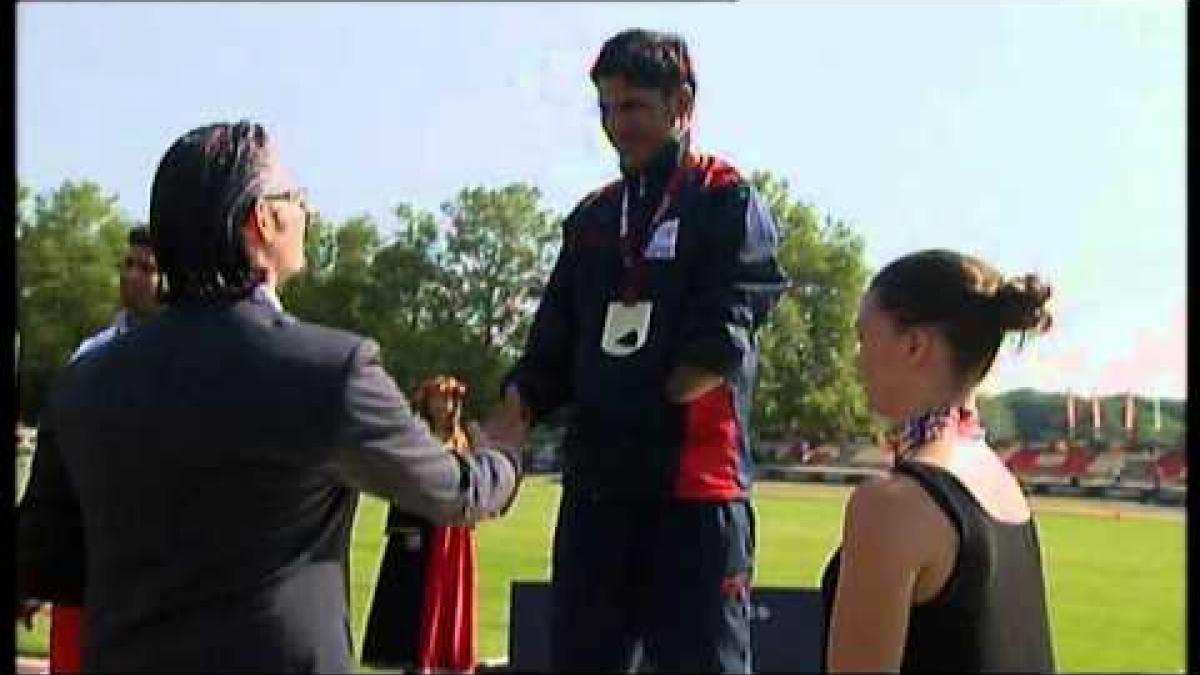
16, 1, 1187, 399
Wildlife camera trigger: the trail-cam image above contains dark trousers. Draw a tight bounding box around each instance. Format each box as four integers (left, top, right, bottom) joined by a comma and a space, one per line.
361, 512, 430, 668
549, 490, 755, 673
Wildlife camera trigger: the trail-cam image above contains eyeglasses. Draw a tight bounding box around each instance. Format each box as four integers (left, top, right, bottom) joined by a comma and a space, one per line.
263, 189, 317, 228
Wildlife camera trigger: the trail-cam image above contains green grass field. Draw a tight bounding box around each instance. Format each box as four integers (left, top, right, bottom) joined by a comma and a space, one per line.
17, 477, 1185, 672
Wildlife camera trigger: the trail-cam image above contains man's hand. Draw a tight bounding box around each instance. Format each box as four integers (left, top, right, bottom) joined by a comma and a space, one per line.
665, 364, 725, 403
16, 599, 44, 630
484, 385, 532, 498
464, 420, 483, 454
482, 384, 531, 452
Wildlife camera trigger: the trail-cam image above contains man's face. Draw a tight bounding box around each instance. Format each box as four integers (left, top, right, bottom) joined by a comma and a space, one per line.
263, 192, 310, 283
256, 153, 311, 284
118, 244, 159, 318
596, 75, 686, 171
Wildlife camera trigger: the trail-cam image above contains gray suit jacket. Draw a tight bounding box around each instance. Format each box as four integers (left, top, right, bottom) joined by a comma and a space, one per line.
16, 295, 517, 673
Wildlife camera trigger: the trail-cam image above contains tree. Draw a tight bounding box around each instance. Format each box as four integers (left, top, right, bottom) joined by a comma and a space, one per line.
427, 184, 561, 416
751, 171, 874, 444
439, 185, 560, 354
357, 203, 463, 397
279, 211, 338, 317
17, 181, 136, 422
280, 186, 560, 419
318, 216, 383, 335
18, 175, 1188, 455
977, 393, 1019, 444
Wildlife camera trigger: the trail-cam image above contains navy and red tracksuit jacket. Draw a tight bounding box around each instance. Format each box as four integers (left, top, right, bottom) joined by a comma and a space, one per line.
507, 136, 787, 500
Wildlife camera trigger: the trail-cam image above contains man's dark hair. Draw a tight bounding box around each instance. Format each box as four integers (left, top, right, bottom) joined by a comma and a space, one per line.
590, 29, 695, 97
127, 226, 152, 249
149, 121, 274, 304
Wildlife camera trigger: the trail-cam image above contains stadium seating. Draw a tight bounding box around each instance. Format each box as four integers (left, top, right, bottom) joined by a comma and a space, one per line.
801, 444, 839, 466
1012, 447, 1071, 491
1012, 443, 1112, 492
1156, 450, 1187, 484
1113, 455, 1156, 488
1059, 445, 1095, 477
1003, 446, 1041, 473
753, 433, 1182, 504
841, 445, 890, 469
1077, 448, 1125, 494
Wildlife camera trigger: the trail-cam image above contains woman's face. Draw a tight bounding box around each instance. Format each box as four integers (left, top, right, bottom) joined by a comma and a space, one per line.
425, 389, 459, 426
855, 289, 914, 421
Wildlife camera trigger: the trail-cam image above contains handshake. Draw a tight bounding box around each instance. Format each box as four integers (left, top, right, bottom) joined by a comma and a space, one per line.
470, 384, 531, 464
460, 385, 533, 521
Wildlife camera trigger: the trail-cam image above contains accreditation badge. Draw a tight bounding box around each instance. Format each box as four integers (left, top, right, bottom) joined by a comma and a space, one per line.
643, 218, 679, 260
601, 301, 653, 357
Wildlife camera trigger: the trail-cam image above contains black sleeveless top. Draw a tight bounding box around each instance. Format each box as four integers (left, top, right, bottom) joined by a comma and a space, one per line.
820, 460, 1056, 673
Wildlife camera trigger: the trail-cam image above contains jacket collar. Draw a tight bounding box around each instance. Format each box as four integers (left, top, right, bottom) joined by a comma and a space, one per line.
250, 283, 285, 315
619, 134, 687, 204
113, 309, 137, 336
160, 284, 293, 328
246, 283, 293, 326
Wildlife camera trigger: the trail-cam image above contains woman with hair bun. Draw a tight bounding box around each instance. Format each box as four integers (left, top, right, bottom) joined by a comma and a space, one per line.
821, 249, 1056, 673
363, 375, 479, 673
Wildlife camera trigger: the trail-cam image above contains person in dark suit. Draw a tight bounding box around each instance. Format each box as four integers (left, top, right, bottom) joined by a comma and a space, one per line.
15, 120, 524, 673
30, 226, 163, 675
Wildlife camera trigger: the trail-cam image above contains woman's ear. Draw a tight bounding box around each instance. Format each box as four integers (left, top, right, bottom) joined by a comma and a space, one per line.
905, 326, 934, 366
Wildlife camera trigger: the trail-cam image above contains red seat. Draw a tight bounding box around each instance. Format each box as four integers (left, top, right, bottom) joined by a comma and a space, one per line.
1004, 447, 1041, 473
1155, 451, 1187, 483
1058, 445, 1094, 477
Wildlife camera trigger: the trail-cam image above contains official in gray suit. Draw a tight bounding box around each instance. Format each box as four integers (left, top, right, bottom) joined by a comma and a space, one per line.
16, 121, 523, 673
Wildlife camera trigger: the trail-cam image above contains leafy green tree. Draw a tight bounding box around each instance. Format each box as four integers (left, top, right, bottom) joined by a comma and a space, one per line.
320, 216, 383, 335
278, 212, 338, 319
979, 391, 1186, 449
19, 175, 1184, 453
977, 394, 1019, 444
439, 185, 560, 355
17, 181, 136, 422
282, 185, 559, 418
419, 184, 560, 415
751, 172, 873, 444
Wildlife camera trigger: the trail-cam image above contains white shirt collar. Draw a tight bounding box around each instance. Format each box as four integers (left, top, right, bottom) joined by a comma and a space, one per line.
113, 309, 136, 335
250, 283, 287, 316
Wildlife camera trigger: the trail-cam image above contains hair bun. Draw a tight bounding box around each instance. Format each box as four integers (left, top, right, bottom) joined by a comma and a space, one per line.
991, 274, 1053, 333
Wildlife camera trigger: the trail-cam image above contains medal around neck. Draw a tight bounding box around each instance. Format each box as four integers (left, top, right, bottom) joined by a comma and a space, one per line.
601, 301, 653, 357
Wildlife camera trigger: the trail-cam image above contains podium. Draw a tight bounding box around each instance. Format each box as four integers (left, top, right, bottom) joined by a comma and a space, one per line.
507, 581, 825, 673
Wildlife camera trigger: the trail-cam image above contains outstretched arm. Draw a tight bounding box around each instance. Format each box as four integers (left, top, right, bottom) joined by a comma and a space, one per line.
334, 340, 521, 525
